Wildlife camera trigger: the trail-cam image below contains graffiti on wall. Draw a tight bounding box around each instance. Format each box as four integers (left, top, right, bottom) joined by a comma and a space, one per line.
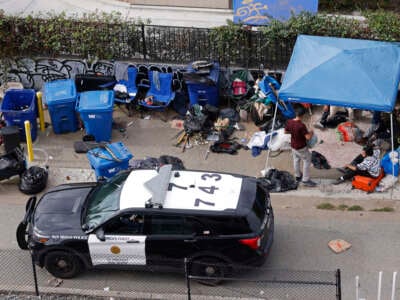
233, 0, 318, 25
0, 58, 119, 90
0, 58, 189, 91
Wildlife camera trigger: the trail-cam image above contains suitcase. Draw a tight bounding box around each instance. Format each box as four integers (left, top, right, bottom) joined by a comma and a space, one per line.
351, 168, 384, 193
75, 74, 116, 93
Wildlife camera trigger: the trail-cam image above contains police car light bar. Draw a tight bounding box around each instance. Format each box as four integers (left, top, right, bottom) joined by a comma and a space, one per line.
144, 164, 173, 209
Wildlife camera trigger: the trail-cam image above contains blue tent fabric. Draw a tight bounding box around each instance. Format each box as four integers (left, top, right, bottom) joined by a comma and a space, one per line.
279, 35, 400, 112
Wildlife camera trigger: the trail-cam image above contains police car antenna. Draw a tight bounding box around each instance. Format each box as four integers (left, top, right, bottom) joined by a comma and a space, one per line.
144, 164, 173, 209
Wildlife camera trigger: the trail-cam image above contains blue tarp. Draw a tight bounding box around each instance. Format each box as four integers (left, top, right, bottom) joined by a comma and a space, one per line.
278, 35, 400, 112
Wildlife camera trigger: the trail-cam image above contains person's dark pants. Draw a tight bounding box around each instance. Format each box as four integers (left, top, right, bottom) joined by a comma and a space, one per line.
342, 154, 374, 180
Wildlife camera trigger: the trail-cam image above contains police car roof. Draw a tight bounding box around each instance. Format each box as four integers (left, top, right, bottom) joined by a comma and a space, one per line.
119, 169, 252, 212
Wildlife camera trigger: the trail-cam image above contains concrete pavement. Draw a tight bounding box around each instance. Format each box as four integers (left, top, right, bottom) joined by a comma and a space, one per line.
0, 0, 233, 28
2, 107, 398, 202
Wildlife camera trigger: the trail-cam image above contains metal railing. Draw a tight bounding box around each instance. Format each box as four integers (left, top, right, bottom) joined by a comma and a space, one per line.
0, 249, 341, 299
1, 19, 294, 69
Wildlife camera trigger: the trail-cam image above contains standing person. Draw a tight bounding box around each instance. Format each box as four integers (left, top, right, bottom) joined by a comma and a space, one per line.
285, 106, 317, 187
334, 145, 380, 184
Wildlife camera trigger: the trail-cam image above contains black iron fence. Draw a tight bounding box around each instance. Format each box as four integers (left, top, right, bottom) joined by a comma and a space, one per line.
1, 18, 294, 70
0, 249, 341, 299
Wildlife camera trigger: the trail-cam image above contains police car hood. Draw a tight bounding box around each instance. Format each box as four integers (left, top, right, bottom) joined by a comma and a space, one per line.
34, 184, 94, 235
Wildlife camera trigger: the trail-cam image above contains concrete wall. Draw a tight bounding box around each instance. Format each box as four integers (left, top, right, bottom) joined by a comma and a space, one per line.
119, 0, 232, 9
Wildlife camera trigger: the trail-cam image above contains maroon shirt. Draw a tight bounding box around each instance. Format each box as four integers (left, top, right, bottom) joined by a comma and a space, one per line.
285, 119, 308, 150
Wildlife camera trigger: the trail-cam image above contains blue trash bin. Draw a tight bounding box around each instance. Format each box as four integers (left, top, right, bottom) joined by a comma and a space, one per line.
87, 142, 133, 179
43, 79, 78, 134
186, 83, 219, 107
77, 90, 114, 142
1, 89, 37, 142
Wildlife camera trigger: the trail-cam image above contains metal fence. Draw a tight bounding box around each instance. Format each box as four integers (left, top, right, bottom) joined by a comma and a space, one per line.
2, 18, 294, 70
0, 249, 341, 299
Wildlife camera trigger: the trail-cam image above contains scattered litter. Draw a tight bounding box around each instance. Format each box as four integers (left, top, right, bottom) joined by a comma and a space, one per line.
66, 176, 70, 180
206, 132, 220, 142
204, 149, 210, 160
328, 239, 351, 254
170, 119, 184, 130
127, 121, 134, 127
234, 122, 245, 130
104, 287, 110, 292
49, 156, 53, 160
144, 115, 151, 120
47, 278, 63, 287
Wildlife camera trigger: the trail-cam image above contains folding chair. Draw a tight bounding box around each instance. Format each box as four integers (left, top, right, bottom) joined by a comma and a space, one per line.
138, 71, 175, 111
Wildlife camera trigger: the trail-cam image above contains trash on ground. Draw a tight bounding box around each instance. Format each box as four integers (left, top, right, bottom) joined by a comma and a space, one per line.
328, 239, 352, 254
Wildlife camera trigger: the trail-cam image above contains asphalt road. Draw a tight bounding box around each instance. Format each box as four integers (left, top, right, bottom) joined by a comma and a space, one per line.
1, 193, 399, 299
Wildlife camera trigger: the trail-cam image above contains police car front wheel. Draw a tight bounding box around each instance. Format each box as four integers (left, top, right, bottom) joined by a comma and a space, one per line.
44, 251, 83, 279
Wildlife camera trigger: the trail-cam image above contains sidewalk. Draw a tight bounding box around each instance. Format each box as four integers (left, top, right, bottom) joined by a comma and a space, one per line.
10, 107, 399, 202
0, 0, 233, 28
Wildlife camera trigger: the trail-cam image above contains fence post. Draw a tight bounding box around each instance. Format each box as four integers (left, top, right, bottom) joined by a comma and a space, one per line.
184, 258, 191, 300
30, 251, 39, 296
377, 271, 383, 300
391, 271, 397, 300
141, 24, 147, 60
336, 269, 342, 300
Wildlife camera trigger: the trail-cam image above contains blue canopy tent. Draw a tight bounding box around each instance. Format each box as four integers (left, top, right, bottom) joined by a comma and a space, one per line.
279, 35, 400, 112
263, 35, 400, 183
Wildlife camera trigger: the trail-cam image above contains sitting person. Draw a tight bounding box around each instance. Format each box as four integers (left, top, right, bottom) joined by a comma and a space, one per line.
315, 105, 355, 129
334, 145, 380, 185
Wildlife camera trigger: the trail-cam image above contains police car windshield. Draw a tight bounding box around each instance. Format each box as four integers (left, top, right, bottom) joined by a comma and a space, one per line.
84, 172, 129, 230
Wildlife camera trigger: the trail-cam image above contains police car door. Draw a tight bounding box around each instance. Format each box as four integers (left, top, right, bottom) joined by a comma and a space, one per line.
88, 213, 146, 266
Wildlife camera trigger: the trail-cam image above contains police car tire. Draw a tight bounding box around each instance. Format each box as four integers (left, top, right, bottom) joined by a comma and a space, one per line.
16, 222, 29, 250
190, 257, 226, 286
44, 251, 83, 279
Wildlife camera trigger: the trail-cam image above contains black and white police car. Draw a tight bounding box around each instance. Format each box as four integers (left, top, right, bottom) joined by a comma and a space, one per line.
17, 165, 274, 282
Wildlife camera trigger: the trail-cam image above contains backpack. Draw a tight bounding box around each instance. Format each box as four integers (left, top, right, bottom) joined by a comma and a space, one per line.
311, 151, 331, 169
232, 79, 247, 96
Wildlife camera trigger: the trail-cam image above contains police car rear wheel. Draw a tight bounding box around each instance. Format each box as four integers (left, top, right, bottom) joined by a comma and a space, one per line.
44, 251, 82, 279
191, 257, 226, 286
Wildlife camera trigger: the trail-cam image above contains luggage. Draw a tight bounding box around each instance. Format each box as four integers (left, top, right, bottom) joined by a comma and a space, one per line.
351, 168, 384, 193
336, 121, 362, 142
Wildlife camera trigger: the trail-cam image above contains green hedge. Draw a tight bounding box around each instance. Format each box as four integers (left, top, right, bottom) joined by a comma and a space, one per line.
319, 0, 399, 12
0, 9, 399, 62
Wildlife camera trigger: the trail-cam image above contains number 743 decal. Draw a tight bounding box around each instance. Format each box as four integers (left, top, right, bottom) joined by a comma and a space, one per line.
168, 173, 222, 207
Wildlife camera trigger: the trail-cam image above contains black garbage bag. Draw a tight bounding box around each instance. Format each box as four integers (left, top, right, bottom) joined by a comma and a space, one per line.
210, 141, 241, 155
257, 168, 298, 192
130, 157, 160, 170
158, 155, 185, 170
184, 114, 208, 134
19, 166, 49, 195
130, 156, 185, 171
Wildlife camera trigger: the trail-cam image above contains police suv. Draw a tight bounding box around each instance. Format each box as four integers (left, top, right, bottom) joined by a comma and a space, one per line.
17, 165, 274, 282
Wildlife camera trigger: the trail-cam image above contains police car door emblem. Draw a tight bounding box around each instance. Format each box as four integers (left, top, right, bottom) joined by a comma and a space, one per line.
110, 245, 121, 254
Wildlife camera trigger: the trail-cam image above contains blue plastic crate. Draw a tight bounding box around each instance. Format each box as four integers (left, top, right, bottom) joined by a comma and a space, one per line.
44, 79, 78, 134
87, 142, 133, 179
1, 89, 37, 142
187, 83, 219, 107
77, 90, 114, 142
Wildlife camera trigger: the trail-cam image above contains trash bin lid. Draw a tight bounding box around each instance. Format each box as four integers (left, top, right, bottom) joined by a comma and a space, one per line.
78, 90, 114, 112
44, 79, 77, 105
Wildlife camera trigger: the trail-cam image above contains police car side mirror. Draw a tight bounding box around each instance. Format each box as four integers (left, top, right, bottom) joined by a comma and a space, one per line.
95, 227, 106, 242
